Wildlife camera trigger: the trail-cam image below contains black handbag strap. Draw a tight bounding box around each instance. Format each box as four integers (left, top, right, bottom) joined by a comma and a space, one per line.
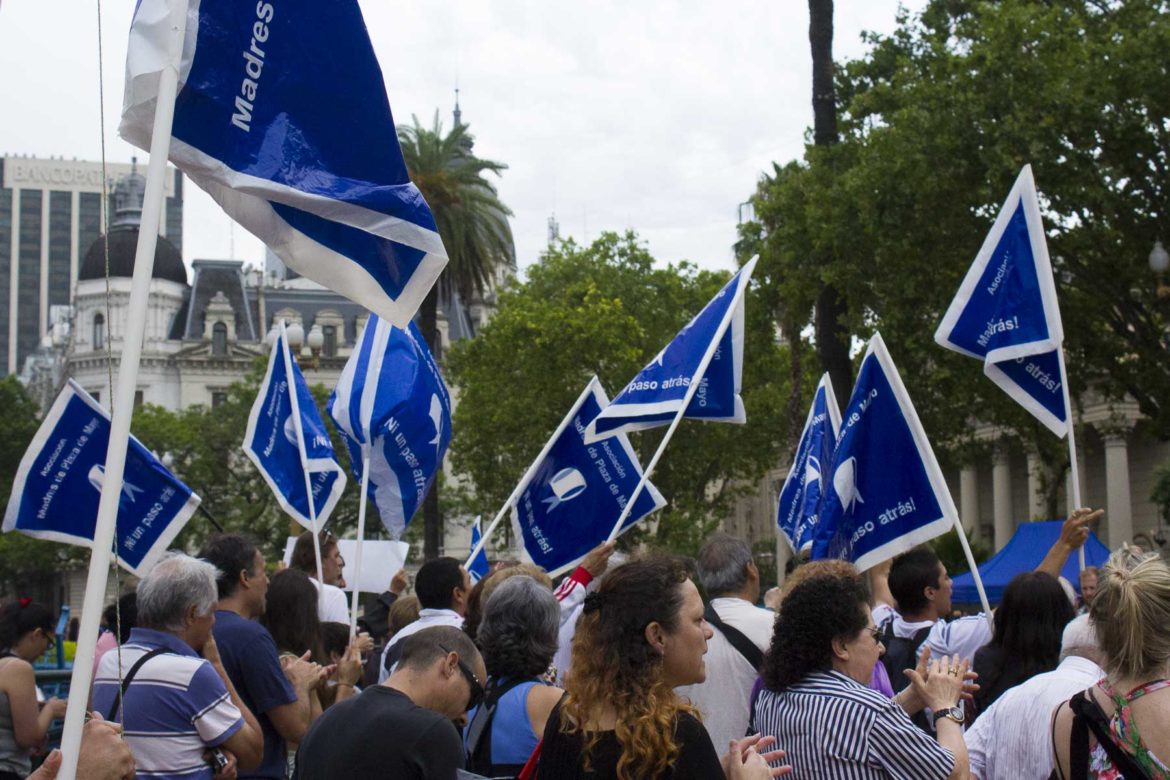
1067, 688, 1151, 780
465, 677, 535, 777
106, 646, 171, 722
704, 603, 763, 671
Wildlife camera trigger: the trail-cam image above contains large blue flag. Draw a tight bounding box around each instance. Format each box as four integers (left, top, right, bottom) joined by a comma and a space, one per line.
3, 381, 200, 577
121, 0, 446, 328
467, 517, 489, 584
776, 374, 841, 554
513, 377, 666, 577
811, 334, 958, 571
244, 325, 346, 529
935, 165, 1069, 436
328, 315, 451, 538
583, 258, 755, 443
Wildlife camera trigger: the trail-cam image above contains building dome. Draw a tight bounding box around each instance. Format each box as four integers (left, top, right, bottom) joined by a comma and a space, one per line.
79, 225, 188, 286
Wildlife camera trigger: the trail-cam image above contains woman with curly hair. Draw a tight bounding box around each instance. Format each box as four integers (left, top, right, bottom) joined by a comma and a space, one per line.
537, 556, 787, 779
754, 570, 970, 779
465, 576, 562, 778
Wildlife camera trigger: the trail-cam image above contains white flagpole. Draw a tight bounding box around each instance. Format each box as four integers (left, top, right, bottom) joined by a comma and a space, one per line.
952, 516, 994, 621
280, 324, 326, 614
57, 2, 186, 777
349, 451, 371, 636
1056, 347, 1086, 570
604, 262, 755, 544
464, 379, 602, 569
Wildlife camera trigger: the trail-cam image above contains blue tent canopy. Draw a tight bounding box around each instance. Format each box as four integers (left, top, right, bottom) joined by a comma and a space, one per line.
952, 520, 1110, 604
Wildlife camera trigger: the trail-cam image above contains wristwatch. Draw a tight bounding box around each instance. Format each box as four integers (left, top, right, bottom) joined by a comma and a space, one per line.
932, 705, 965, 727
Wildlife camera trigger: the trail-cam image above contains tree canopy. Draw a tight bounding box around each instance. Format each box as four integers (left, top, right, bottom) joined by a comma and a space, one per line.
742, 0, 1170, 514
445, 231, 792, 554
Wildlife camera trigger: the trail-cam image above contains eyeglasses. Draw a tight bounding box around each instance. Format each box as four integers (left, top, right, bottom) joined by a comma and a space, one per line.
866, 626, 883, 644
439, 645, 484, 711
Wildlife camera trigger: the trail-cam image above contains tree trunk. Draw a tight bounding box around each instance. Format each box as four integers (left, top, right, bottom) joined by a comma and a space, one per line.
809, 0, 852, 410
419, 286, 443, 560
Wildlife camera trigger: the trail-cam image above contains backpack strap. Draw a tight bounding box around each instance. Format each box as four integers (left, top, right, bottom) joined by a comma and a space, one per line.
106, 646, 171, 722
1068, 687, 1152, 780
465, 677, 536, 777
704, 603, 763, 671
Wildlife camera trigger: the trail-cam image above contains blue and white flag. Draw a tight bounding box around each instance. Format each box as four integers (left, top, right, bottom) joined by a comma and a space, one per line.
2, 381, 200, 577
244, 325, 346, 529
935, 165, 1069, 436
513, 377, 667, 578
583, 258, 756, 443
328, 315, 451, 538
776, 374, 841, 554
121, 0, 446, 328
467, 517, 489, 583
811, 333, 958, 572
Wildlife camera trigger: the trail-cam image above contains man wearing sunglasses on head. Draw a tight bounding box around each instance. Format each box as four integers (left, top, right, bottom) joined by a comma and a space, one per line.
292, 626, 486, 780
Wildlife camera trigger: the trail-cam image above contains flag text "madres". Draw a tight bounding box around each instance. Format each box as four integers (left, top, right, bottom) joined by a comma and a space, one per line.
231, 2, 276, 132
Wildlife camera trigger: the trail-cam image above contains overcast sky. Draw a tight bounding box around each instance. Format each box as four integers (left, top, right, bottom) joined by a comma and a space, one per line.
0, 1, 924, 277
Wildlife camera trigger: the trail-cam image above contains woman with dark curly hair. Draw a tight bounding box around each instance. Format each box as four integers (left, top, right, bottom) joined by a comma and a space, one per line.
754, 570, 971, 779
537, 556, 787, 780
464, 576, 562, 777
969, 570, 1075, 720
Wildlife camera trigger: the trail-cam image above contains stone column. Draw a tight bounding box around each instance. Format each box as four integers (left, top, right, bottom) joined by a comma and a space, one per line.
960, 466, 980, 539
992, 444, 1014, 551
1102, 427, 1134, 548
1026, 450, 1046, 520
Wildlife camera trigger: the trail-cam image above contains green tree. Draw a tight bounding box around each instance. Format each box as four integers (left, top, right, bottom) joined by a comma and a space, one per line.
445, 231, 789, 555
744, 0, 1170, 497
0, 378, 86, 595
398, 112, 516, 559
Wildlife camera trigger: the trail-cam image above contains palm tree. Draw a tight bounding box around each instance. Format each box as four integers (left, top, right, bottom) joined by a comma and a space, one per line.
398, 111, 515, 560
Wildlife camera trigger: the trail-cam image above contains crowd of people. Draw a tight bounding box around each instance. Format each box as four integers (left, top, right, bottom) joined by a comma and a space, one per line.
2, 510, 1169, 779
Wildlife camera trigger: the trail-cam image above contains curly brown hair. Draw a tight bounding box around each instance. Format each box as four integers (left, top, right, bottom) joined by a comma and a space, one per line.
561, 556, 698, 780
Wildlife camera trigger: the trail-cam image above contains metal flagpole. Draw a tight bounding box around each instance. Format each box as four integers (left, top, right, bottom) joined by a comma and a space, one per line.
1056, 347, 1086, 570
349, 452, 371, 636
464, 379, 602, 570
57, 2, 187, 776
280, 323, 326, 614
603, 261, 756, 544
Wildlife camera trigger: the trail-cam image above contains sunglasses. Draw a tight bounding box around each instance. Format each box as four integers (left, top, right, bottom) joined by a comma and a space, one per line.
439, 645, 484, 711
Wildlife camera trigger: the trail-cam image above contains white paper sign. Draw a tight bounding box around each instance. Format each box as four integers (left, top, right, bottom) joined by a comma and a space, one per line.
282, 537, 410, 594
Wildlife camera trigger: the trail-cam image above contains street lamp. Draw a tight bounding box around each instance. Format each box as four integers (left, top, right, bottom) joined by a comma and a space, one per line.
1150, 240, 1170, 299
286, 322, 305, 353
307, 324, 324, 369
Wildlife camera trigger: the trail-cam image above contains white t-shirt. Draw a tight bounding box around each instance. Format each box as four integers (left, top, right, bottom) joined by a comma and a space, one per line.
872, 603, 992, 662
311, 579, 350, 624
676, 597, 776, 751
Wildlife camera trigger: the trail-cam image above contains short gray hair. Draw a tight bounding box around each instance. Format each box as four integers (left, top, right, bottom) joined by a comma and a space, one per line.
478, 576, 559, 679
1060, 614, 1101, 663
697, 534, 753, 596
137, 552, 220, 632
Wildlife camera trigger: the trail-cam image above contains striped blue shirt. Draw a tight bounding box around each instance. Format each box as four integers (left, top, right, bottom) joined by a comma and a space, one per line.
93, 628, 244, 780
753, 670, 954, 779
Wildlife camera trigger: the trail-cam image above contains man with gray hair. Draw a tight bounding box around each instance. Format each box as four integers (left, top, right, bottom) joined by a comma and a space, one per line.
676, 533, 775, 751
92, 552, 264, 779
964, 614, 1105, 779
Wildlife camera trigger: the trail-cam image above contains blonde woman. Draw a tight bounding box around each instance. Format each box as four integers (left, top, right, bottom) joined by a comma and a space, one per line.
1052, 548, 1170, 779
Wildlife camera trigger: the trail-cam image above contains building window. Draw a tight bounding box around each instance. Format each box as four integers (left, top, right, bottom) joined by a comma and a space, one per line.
322, 325, 337, 358
93, 313, 106, 350
134, 390, 144, 407
211, 391, 228, 408
212, 322, 227, 356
